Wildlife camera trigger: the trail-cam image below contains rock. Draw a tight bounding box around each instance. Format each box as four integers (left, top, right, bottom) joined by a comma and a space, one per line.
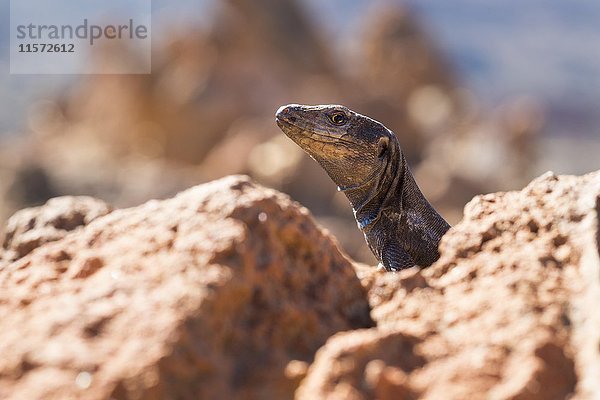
3, 169, 598, 400
2, 196, 112, 263
0, 175, 372, 400
296, 328, 424, 400
299, 170, 600, 400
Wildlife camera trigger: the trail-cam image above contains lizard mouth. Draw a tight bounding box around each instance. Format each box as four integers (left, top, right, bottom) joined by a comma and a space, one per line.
276, 117, 311, 142
277, 105, 334, 141
276, 117, 357, 146
275, 115, 294, 130
276, 105, 357, 145
275, 116, 312, 138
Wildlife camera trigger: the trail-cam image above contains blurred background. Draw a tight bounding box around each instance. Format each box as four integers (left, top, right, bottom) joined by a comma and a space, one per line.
1, 0, 599, 264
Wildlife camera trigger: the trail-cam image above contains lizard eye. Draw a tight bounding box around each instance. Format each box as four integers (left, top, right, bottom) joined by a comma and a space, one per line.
329, 113, 348, 126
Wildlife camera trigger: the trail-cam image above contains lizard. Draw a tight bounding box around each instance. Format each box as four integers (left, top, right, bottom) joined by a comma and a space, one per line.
275, 104, 450, 271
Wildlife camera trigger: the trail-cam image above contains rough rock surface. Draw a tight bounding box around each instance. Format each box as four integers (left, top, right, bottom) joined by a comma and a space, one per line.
0, 176, 372, 400
1, 171, 599, 400
299, 170, 600, 400
2, 196, 112, 263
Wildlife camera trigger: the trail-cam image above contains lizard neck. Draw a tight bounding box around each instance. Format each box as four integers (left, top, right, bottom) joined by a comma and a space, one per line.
343, 144, 450, 247
342, 142, 405, 231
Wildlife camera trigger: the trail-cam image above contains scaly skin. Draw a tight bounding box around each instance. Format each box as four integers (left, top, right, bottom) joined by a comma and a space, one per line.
275, 104, 450, 271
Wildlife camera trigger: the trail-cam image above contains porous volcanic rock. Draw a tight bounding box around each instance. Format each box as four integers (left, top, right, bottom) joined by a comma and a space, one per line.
299, 170, 600, 400
0, 175, 373, 400
2, 196, 112, 263
2, 171, 599, 400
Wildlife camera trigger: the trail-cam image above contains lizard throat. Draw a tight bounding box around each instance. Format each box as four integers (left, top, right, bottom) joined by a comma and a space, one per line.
344, 149, 403, 232
336, 167, 382, 192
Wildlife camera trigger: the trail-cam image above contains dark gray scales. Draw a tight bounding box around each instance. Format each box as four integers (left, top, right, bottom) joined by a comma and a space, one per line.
275, 104, 450, 271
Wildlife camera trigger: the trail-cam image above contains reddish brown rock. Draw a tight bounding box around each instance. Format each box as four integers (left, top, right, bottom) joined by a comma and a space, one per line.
0, 175, 372, 400
2, 196, 112, 262
299, 170, 600, 400
3, 171, 598, 400
296, 328, 424, 400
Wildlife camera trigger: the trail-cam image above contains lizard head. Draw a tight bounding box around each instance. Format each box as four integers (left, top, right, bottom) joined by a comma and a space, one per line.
276, 104, 399, 190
